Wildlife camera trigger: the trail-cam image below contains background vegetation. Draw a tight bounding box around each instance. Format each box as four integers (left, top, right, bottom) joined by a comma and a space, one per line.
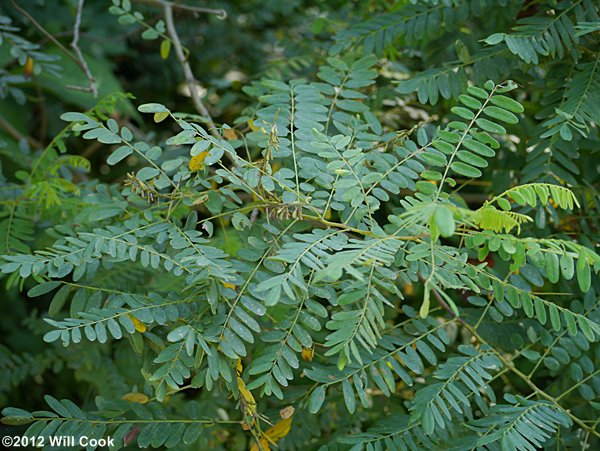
0, 0, 599, 450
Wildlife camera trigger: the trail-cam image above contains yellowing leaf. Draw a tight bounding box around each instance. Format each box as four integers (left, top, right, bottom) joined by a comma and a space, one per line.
247, 119, 261, 132
121, 392, 149, 404
24, 57, 34, 77
153, 111, 169, 123
222, 282, 236, 290
189, 151, 209, 171
301, 347, 314, 362
250, 408, 294, 451
192, 194, 208, 206
127, 315, 147, 333
420, 284, 431, 318
160, 39, 171, 60
266, 416, 293, 440
251, 438, 270, 451
404, 281, 414, 296
279, 405, 295, 420
237, 373, 257, 431
238, 377, 255, 407
223, 128, 237, 140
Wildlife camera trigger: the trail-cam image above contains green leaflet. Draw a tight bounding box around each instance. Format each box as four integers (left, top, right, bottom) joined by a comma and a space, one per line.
576, 249, 591, 292
452, 106, 474, 120
27, 281, 61, 297
483, 106, 519, 124
433, 206, 455, 238
106, 145, 133, 165
341, 379, 356, 414
456, 150, 488, 168
463, 139, 495, 157
475, 118, 506, 134
459, 94, 482, 110
561, 254, 575, 280
308, 386, 326, 413
545, 253, 560, 283
490, 95, 524, 113
451, 161, 482, 178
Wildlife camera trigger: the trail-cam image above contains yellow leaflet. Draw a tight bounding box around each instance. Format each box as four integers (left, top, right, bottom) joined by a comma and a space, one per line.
250, 407, 295, 451
24, 57, 34, 77
248, 119, 265, 133
160, 39, 171, 60
121, 392, 149, 404
223, 128, 238, 140
127, 314, 146, 333
154, 111, 169, 123
420, 284, 431, 318
264, 416, 293, 441
237, 360, 257, 431
223, 282, 236, 290
301, 347, 314, 362
251, 437, 270, 451
238, 376, 257, 430
189, 151, 209, 171
237, 377, 256, 409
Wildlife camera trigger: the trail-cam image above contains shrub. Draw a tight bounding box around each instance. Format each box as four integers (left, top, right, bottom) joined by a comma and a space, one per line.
1, 1, 599, 450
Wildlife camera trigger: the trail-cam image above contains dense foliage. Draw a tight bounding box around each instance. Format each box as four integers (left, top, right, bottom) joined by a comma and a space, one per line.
1, 0, 599, 450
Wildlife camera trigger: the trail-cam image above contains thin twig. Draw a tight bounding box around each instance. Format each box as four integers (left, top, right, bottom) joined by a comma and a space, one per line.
70, 0, 97, 97
163, 4, 220, 139
64, 84, 96, 93
135, 0, 227, 18
0, 116, 43, 149
424, 276, 468, 325
303, 214, 425, 241
10, 0, 97, 96
11, 0, 80, 67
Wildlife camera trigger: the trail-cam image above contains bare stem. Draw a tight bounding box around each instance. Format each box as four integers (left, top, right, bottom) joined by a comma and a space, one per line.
163, 4, 220, 139
135, 0, 227, 18
0, 116, 42, 149
70, 0, 97, 97
10, 0, 96, 96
